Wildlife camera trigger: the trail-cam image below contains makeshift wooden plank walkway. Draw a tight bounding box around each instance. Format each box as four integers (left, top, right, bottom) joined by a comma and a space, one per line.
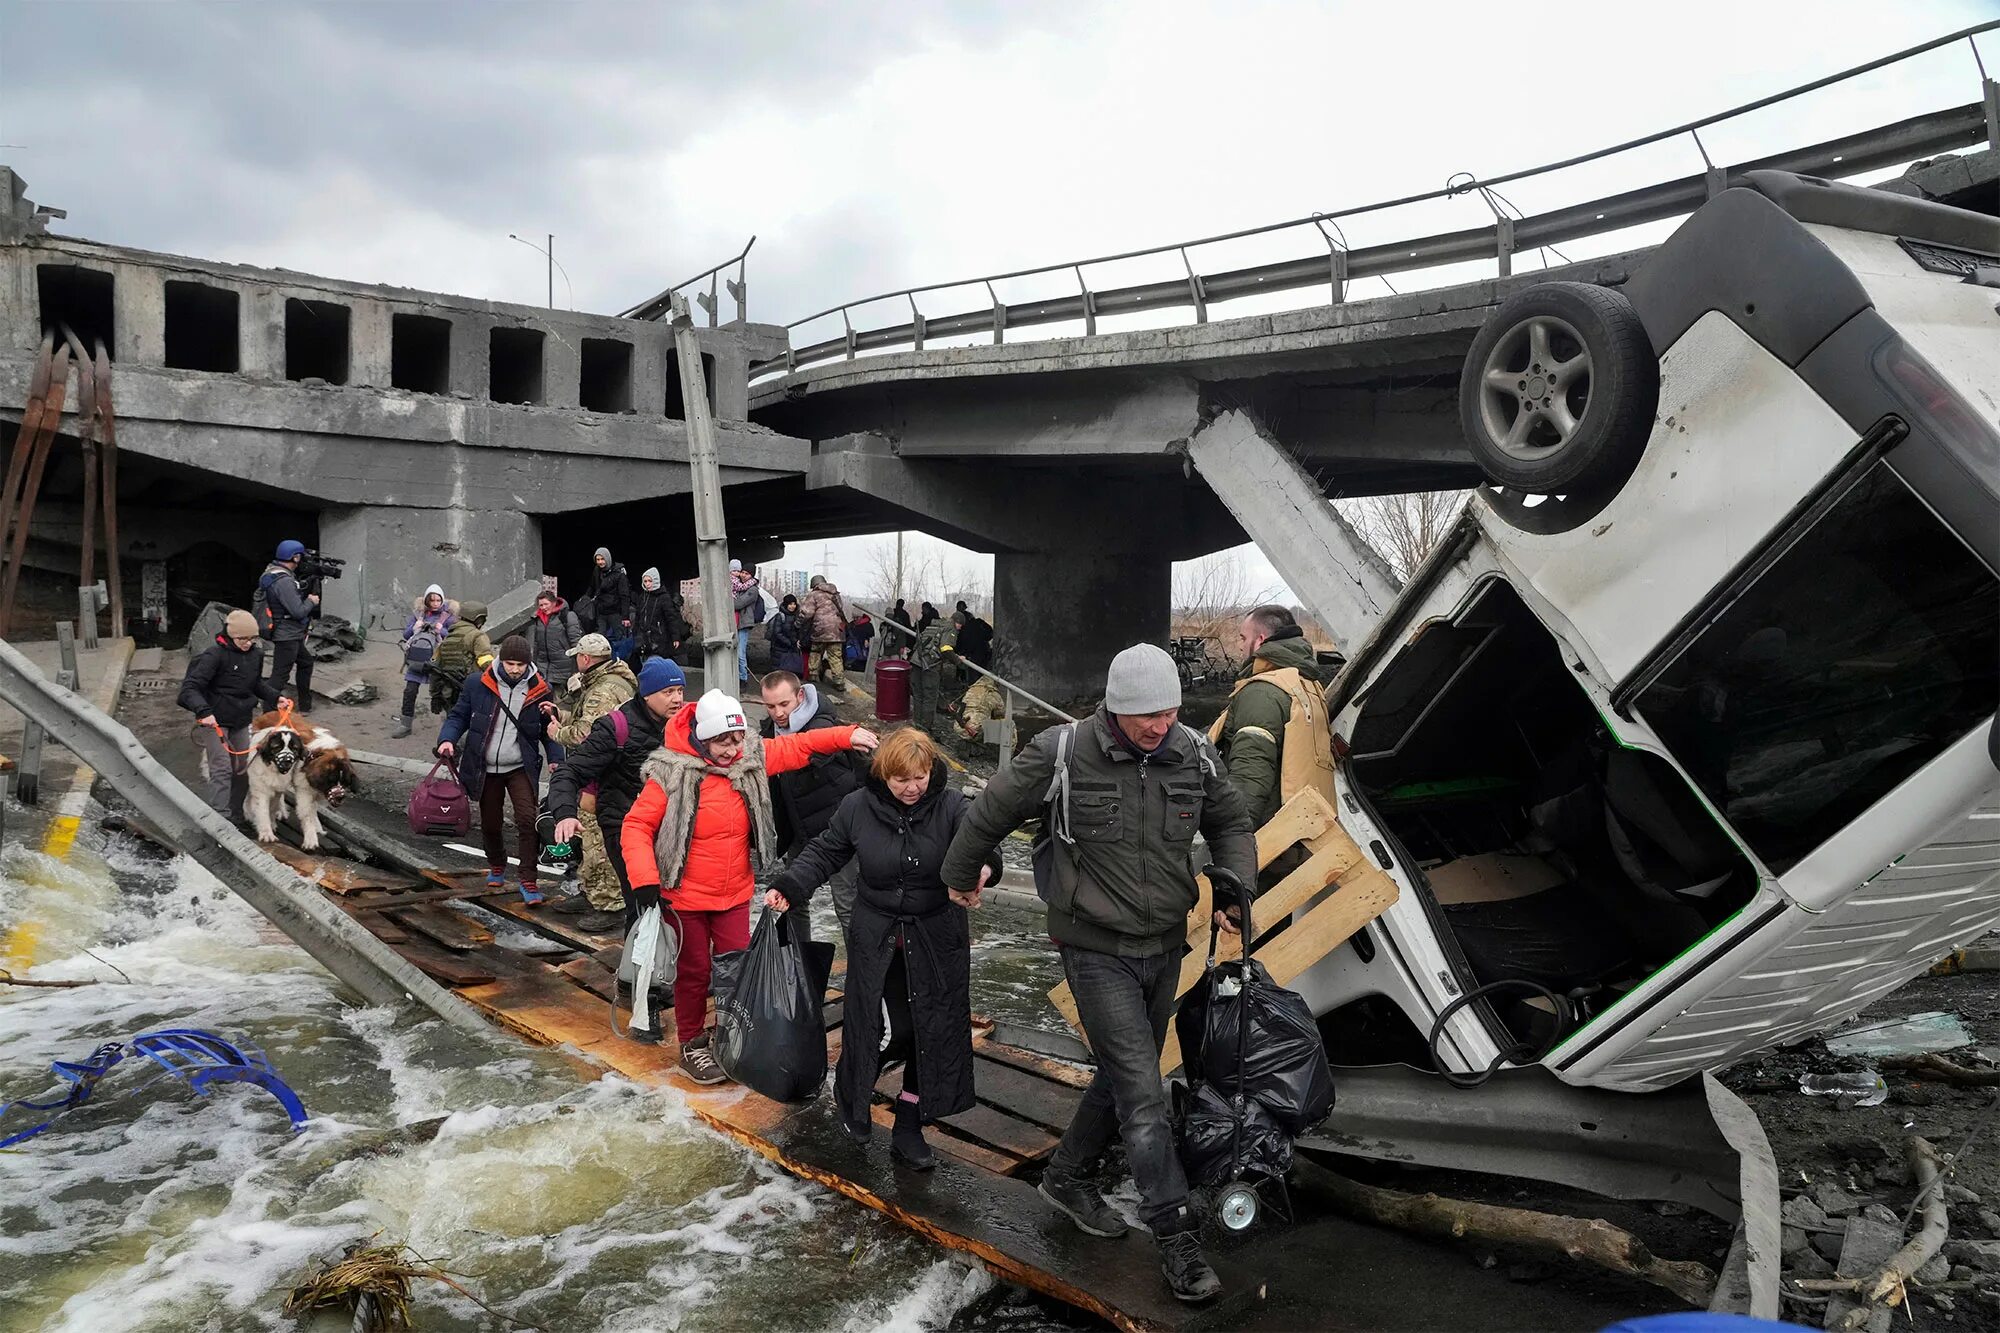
281, 848, 1257, 1332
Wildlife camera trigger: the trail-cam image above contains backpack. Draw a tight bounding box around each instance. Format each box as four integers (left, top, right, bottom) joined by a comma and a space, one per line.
1031, 721, 1218, 904
582, 706, 631, 797
404, 623, 442, 676
250, 572, 280, 640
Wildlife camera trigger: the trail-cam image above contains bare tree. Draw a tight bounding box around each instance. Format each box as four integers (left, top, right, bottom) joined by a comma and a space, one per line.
1172, 550, 1283, 664
1340, 491, 1469, 582
859, 535, 911, 604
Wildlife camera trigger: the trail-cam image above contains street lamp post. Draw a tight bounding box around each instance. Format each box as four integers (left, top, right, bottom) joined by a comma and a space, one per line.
506, 233, 571, 310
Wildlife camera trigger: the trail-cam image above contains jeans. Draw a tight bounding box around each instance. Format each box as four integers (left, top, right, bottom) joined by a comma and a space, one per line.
478, 768, 538, 883
736, 627, 751, 681
269, 638, 314, 708
192, 723, 249, 816
1048, 946, 1190, 1233
670, 903, 752, 1043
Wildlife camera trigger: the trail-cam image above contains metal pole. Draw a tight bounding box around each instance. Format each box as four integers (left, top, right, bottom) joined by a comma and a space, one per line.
849, 599, 1077, 723
0, 636, 489, 1031
547, 233, 554, 309
670, 292, 738, 692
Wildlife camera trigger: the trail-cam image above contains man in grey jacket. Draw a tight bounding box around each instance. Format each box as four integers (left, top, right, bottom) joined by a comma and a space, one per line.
941, 643, 1255, 1305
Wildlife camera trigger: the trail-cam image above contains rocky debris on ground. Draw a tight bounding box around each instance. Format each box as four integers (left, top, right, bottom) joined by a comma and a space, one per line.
321, 679, 379, 706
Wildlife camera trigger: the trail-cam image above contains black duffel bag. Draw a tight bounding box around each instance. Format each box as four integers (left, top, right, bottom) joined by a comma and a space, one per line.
711, 908, 836, 1103
1173, 871, 1336, 1137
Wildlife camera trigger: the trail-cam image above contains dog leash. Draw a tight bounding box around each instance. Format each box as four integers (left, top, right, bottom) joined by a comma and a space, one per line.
200, 695, 298, 756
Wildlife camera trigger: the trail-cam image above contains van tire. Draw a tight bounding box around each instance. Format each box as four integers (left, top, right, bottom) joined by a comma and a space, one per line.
1457, 282, 1658, 496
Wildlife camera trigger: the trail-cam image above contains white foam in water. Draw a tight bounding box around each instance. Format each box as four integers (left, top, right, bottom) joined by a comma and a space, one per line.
3, 816, 972, 1332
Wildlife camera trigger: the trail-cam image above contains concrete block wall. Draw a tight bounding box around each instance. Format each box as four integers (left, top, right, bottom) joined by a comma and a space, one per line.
0, 235, 774, 422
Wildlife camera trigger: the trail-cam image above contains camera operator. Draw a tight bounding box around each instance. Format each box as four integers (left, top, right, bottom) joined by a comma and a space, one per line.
257, 539, 322, 713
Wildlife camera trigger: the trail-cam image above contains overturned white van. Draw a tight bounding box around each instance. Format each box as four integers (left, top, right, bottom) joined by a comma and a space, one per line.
1298, 169, 2000, 1095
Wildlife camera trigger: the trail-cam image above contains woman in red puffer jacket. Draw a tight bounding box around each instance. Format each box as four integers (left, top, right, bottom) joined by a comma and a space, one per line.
622, 688, 877, 1079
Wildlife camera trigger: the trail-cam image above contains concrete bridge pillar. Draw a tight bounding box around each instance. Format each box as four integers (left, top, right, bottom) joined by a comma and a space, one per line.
991, 551, 1171, 709
317, 505, 542, 635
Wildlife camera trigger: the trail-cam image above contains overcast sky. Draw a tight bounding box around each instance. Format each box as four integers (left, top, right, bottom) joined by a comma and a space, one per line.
1, 1, 1988, 598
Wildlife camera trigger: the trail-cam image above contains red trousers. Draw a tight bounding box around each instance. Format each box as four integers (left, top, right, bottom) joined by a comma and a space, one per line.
672, 903, 750, 1043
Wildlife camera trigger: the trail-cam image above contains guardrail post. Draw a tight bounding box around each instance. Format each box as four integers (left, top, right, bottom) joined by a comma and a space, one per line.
77, 583, 106, 651
1074, 266, 1098, 336
986, 282, 1007, 345
842, 308, 857, 361
1495, 216, 1515, 278
1985, 76, 1999, 150
908, 294, 927, 352
1180, 248, 1208, 324
17, 622, 77, 807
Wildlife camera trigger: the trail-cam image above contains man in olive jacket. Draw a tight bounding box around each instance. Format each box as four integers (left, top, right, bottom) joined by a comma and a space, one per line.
941, 643, 1254, 1306
1212, 605, 1338, 889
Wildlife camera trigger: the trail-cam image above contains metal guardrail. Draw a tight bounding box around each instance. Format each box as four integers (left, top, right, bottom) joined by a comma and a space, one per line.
620, 235, 757, 326
755, 24, 1999, 380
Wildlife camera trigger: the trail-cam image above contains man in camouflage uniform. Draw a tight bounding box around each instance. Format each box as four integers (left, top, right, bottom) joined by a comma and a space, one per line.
910, 617, 957, 734
430, 600, 494, 715
953, 673, 1007, 740
546, 632, 637, 932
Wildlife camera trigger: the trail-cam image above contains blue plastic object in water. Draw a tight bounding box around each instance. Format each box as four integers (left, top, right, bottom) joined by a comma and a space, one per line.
0, 1028, 307, 1148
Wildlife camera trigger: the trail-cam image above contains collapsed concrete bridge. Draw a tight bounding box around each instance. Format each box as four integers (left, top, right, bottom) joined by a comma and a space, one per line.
0, 27, 1993, 700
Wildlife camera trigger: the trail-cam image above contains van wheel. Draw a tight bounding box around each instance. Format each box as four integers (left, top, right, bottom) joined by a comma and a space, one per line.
1458, 282, 1658, 495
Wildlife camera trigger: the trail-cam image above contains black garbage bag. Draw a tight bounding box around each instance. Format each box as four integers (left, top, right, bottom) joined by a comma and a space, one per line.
1176, 1080, 1292, 1186
710, 908, 836, 1103
1175, 954, 1335, 1136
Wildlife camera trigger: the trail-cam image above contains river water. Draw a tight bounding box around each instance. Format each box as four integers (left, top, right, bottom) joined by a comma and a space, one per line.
0, 810, 1075, 1332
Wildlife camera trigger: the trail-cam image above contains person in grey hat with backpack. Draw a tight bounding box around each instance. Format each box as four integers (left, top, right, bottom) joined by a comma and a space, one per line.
941, 642, 1256, 1306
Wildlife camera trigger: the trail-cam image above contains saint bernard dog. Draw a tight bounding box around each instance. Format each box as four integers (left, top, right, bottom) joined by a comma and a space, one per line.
245, 709, 360, 851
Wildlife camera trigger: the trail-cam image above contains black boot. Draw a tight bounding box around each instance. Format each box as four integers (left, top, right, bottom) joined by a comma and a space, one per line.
890, 1096, 934, 1170
1157, 1215, 1222, 1304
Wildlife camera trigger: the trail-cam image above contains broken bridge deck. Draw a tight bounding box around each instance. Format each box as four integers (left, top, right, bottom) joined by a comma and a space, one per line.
270, 845, 1263, 1331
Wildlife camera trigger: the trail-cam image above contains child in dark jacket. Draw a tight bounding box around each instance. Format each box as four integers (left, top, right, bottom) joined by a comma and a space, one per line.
437, 635, 560, 903
178, 608, 281, 817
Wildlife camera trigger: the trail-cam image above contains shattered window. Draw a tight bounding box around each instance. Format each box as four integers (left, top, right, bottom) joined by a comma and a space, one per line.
1635, 461, 1998, 874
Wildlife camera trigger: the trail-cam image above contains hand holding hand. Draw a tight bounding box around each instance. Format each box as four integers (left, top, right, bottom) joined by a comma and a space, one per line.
764, 889, 790, 913
850, 727, 880, 751
552, 817, 580, 843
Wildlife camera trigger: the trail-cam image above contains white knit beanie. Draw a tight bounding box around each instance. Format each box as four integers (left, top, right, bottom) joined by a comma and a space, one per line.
1104, 644, 1182, 715
693, 688, 748, 741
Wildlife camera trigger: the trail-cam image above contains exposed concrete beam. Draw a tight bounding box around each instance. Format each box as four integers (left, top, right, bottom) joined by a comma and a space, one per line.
1183, 409, 1401, 650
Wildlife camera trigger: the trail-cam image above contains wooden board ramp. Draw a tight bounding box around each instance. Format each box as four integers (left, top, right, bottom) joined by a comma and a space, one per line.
1047, 787, 1401, 1073
277, 845, 1252, 1331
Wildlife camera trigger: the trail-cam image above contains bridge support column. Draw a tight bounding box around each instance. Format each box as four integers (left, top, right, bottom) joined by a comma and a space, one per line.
992, 550, 1170, 708
318, 505, 542, 635
1185, 408, 1401, 652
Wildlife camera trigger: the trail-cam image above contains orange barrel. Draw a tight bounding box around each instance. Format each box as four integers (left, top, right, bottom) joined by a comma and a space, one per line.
874, 658, 913, 721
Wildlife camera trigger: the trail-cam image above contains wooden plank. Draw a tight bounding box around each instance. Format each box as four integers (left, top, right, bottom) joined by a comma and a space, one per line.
557, 956, 619, 1002
972, 1053, 1085, 1134
399, 941, 496, 987
268, 842, 417, 894
1160, 863, 1399, 1073
360, 915, 410, 945
476, 891, 623, 952
938, 1103, 1060, 1164
387, 904, 495, 952
866, 1102, 1022, 1175
973, 1037, 1094, 1090
341, 884, 494, 913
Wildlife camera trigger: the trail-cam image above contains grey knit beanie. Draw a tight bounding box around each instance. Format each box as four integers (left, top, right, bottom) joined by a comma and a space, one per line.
1103, 643, 1182, 715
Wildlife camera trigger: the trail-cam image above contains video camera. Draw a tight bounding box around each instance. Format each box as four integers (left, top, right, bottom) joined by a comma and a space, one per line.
295, 550, 345, 595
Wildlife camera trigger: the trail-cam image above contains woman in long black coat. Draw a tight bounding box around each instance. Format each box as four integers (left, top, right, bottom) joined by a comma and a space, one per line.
765, 727, 998, 1169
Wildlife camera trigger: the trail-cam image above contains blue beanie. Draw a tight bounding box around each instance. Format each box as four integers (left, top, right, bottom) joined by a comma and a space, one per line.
275, 539, 306, 561
637, 656, 685, 696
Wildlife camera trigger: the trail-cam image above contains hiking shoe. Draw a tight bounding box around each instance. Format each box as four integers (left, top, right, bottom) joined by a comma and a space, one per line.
550, 893, 591, 916
1038, 1173, 1129, 1238
576, 911, 624, 934
517, 882, 544, 906
679, 1043, 728, 1085
1158, 1229, 1222, 1305
485, 870, 506, 890
624, 1023, 662, 1045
